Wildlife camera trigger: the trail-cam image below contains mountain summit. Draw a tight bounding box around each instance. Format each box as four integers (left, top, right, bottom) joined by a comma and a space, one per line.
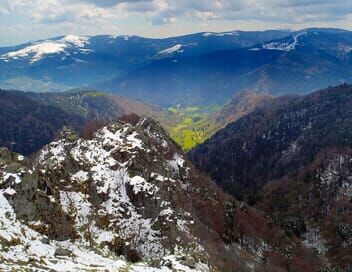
0, 117, 323, 271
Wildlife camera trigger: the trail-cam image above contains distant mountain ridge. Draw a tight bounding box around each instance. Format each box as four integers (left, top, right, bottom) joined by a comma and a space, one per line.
0, 89, 170, 155
1, 28, 351, 107
99, 28, 352, 106
8, 28, 352, 106
0, 30, 290, 95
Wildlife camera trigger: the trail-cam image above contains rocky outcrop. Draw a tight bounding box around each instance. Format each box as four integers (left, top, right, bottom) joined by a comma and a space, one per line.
0, 118, 323, 271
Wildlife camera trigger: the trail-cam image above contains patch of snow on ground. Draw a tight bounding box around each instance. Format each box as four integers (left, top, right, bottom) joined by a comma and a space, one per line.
60, 191, 92, 230
71, 170, 89, 183
303, 227, 327, 255
262, 32, 307, 51
129, 175, 159, 195
158, 44, 184, 55
60, 35, 89, 47
1, 42, 67, 63
2, 172, 22, 184
168, 153, 186, 174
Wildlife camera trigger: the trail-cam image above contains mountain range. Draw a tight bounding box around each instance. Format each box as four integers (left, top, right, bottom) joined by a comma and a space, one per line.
0, 30, 289, 95
2, 28, 352, 106
1, 26, 352, 271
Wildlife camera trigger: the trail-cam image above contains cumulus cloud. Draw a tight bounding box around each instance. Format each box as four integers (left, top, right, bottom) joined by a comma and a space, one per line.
0, 0, 351, 45
1, 0, 351, 25
139, 0, 352, 26
79, 0, 152, 8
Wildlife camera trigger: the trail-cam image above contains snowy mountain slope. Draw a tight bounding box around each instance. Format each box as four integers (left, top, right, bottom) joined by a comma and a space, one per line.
0, 119, 211, 271
261, 32, 308, 51
252, 28, 352, 57
0, 35, 90, 63
0, 117, 323, 271
158, 44, 184, 55
0, 30, 290, 92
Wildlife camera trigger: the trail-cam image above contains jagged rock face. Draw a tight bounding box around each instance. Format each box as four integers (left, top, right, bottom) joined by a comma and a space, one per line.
0, 118, 324, 271
0, 118, 211, 271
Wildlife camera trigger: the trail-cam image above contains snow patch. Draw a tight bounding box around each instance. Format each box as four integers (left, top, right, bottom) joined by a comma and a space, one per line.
129, 175, 159, 195
203, 31, 239, 37
158, 44, 184, 55
303, 227, 327, 255
61, 35, 89, 47
71, 170, 89, 183
261, 32, 307, 51
1, 35, 90, 63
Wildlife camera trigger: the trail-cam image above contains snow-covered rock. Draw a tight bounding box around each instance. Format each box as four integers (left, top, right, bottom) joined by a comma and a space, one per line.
0, 118, 210, 271
0, 117, 325, 271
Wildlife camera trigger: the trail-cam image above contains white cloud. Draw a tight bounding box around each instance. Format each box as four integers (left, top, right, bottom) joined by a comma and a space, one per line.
0, 0, 351, 45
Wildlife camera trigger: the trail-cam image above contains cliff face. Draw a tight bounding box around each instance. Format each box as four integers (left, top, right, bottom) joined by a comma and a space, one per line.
0, 118, 322, 271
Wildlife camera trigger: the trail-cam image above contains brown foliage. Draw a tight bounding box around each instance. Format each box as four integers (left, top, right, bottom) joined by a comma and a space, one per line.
119, 113, 141, 126
81, 119, 108, 139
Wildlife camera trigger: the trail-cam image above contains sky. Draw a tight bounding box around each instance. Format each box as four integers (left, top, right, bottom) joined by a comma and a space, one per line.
0, 0, 351, 46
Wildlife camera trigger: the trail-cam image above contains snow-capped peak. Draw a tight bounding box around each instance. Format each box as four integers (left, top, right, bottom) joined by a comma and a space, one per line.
60, 35, 89, 47
0, 35, 90, 63
0, 119, 209, 271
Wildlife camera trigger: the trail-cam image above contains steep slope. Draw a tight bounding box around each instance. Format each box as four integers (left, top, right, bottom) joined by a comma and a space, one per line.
209, 91, 274, 136
189, 84, 352, 199
0, 118, 323, 271
236, 29, 352, 95
189, 84, 352, 269
29, 89, 168, 122
0, 89, 85, 156
258, 149, 352, 270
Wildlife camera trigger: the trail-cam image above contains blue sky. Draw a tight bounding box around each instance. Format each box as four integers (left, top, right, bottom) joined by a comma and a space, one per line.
0, 0, 351, 46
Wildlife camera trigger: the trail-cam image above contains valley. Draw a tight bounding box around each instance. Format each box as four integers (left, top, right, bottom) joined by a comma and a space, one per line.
166, 105, 220, 151
1, 23, 352, 271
